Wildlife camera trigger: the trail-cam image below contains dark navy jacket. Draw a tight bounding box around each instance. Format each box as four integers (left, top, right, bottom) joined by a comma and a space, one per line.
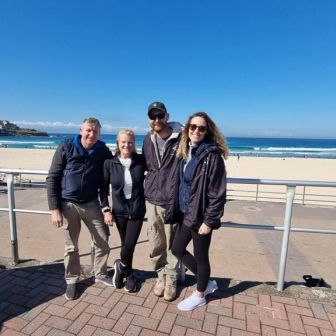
46, 136, 112, 209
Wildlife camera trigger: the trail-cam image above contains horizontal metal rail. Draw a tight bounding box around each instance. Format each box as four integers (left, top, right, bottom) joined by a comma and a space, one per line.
1, 168, 336, 291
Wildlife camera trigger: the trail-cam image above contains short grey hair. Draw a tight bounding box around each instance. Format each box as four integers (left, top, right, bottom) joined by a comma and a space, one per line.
82, 117, 101, 128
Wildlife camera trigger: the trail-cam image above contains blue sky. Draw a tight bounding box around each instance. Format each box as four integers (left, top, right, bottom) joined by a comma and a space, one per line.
0, 0, 335, 138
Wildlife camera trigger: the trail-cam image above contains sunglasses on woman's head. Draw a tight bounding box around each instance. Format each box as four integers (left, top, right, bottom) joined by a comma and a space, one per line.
148, 112, 166, 120
189, 124, 207, 133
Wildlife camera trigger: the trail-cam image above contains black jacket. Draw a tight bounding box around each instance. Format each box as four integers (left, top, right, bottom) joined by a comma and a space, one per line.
101, 153, 146, 219
142, 122, 182, 207
46, 136, 112, 210
165, 142, 227, 230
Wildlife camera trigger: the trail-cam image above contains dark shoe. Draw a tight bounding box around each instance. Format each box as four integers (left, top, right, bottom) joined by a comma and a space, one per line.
95, 275, 114, 287
64, 283, 77, 300
125, 273, 137, 292
112, 259, 124, 289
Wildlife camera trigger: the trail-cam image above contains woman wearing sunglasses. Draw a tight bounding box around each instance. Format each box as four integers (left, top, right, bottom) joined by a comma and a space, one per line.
167, 112, 228, 311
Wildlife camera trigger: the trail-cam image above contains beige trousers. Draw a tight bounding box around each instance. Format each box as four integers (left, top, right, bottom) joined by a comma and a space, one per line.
61, 199, 110, 284
146, 201, 179, 283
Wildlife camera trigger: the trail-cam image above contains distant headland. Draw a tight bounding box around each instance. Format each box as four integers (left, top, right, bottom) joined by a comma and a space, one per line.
0, 120, 48, 136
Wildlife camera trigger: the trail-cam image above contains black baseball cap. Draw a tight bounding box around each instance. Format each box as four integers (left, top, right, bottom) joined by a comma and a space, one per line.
148, 101, 167, 115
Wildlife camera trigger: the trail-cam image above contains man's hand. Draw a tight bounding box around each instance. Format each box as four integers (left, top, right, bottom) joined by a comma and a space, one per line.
51, 209, 63, 228
198, 223, 211, 235
103, 211, 114, 226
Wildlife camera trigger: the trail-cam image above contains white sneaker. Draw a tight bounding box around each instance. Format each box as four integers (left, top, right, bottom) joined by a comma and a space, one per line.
204, 279, 218, 297
177, 292, 206, 311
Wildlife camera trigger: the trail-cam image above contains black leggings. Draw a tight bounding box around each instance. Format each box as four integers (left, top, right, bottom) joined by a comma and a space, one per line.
171, 223, 212, 292
114, 216, 143, 274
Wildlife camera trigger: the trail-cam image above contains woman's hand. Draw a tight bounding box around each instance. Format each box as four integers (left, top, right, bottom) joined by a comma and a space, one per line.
104, 211, 114, 226
198, 223, 211, 235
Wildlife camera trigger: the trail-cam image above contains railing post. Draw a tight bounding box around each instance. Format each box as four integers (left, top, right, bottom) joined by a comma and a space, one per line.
302, 186, 306, 205
277, 185, 296, 291
256, 184, 259, 202
6, 173, 19, 265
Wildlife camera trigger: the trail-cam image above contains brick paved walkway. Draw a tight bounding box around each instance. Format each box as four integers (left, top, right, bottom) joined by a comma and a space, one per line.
1, 263, 336, 336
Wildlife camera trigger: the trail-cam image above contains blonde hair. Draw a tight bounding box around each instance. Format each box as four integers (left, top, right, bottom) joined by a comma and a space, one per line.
176, 112, 229, 160
115, 129, 137, 156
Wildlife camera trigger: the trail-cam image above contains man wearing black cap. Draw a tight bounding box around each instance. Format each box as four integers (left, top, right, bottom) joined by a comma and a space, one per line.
142, 101, 182, 301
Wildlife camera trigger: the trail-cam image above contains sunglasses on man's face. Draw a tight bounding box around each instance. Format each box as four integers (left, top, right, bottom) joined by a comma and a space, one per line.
189, 124, 207, 133
148, 112, 166, 120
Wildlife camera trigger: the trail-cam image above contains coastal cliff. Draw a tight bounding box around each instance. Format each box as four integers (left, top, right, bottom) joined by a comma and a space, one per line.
0, 120, 48, 136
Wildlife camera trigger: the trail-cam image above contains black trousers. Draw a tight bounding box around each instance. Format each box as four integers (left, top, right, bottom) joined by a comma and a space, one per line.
171, 223, 213, 292
114, 216, 143, 275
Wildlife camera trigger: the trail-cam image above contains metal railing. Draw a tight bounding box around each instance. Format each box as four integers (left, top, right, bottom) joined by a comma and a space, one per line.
1, 168, 336, 291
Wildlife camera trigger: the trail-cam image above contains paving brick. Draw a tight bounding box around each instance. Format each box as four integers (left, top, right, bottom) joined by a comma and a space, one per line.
92, 328, 120, 336
272, 302, 287, 320
45, 315, 73, 331
217, 325, 231, 336
132, 314, 160, 330
126, 303, 152, 317
272, 297, 297, 306
112, 311, 134, 334
31, 325, 52, 336
320, 329, 336, 336
286, 305, 314, 317
218, 316, 246, 330
276, 328, 306, 336
107, 301, 128, 320
103, 291, 123, 309
202, 312, 218, 334
220, 296, 233, 309
121, 293, 145, 306
88, 315, 117, 330
231, 327, 260, 336
85, 303, 110, 317
21, 312, 51, 334
304, 325, 321, 336
137, 281, 154, 298
170, 325, 187, 336
143, 291, 159, 309
67, 312, 92, 334
207, 303, 232, 317
324, 306, 336, 315
150, 300, 168, 320
66, 301, 89, 320
327, 313, 336, 330
259, 294, 272, 308
124, 324, 142, 336
246, 308, 261, 334
158, 312, 177, 334
234, 302, 246, 320
99, 285, 115, 298
234, 294, 258, 305
287, 312, 305, 333
185, 328, 213, 335
44, 303, 70, 317
261, 325, 276, 336
139, 329, 168, 335
191, 304, 207, 321
310, 303, 329, 320
259, 315, 290, 330
301, 316, 333, 330
3, 316, 29, 331
0, 329, 26, 336
78, 325, 97, 336
82, 294, 107, 306
84, 286, 104, 296
296, 299, 310, 308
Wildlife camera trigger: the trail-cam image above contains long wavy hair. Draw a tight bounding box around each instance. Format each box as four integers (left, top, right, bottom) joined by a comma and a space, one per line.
115, 129, 137, 156
176, 112, 229, 160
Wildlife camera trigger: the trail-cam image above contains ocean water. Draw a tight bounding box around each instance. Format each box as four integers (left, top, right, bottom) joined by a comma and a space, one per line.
1, 134, 336, 159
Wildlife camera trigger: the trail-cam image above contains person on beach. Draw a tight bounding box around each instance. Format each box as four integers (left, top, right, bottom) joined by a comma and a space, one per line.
101, 129, 146, 292
168, 112, 228, 311
46, 117, 113, 300
142, 101, 182, 301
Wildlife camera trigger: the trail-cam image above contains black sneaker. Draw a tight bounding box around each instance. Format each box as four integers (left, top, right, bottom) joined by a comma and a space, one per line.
95, 275, 114, 287
112, 259, 124, 289
125, 273, 137, 292
64, 283, 77, 300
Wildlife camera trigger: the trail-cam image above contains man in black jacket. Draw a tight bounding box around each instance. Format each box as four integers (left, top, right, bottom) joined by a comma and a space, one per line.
142, 102, 182, 301
46, 117, 113, 300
